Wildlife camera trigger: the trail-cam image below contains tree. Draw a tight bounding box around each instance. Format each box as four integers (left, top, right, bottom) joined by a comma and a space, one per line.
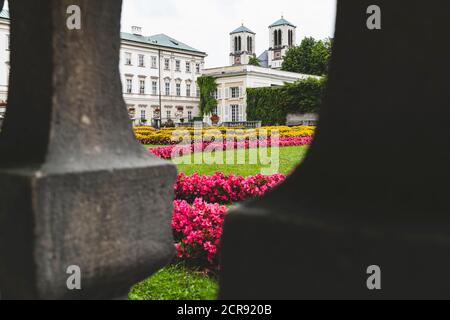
282, 37, 333, 76
248, 56, 261, 66
196, 76, 218, 116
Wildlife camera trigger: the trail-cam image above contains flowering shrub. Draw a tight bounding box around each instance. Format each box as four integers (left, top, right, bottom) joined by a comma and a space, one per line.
149, 136, 313, 160
175, 172, 286, 204
173, 198, 228, 266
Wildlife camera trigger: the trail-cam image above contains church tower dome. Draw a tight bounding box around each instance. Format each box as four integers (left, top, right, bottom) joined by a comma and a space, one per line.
268, 16, 297, 69
229, 24, 256, 66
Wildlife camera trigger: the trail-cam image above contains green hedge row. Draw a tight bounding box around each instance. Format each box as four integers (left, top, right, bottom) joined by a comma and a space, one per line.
247, 77, 326, 126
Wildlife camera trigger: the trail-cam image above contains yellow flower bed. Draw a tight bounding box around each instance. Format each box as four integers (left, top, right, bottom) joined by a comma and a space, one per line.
134, 125, 315, 145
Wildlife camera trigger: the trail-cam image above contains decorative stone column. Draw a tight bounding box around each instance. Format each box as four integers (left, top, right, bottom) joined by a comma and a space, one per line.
0, 0, 177, 299
220, 0, 450, 299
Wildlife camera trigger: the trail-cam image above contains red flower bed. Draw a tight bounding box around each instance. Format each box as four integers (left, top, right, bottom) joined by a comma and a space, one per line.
150, 136, 313, 160
172, 198, 228, 266
175, 172, 286, 204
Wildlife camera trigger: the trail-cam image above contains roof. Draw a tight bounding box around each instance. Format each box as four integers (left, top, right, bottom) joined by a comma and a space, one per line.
230, 25, 255, 35
0, 9, 9, 20
0, 10, 205, 55
269, 17, 296, 28
257, 50, 269, 68
121, 32, 206, 55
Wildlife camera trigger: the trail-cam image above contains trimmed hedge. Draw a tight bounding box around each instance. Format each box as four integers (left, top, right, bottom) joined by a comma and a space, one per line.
247, 77, 326, 126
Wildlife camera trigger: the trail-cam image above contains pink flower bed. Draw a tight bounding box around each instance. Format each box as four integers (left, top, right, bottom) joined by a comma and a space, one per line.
175, 172, 286, 204
150, 136, 313, 160
173, 198, 228, 265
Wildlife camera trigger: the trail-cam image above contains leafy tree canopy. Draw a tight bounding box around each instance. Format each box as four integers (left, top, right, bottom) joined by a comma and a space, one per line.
248, 56, 261, 67
282, 37, 333, 76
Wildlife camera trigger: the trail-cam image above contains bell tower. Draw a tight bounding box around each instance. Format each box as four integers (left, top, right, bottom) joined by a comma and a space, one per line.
268, 16, 297, 69
229, 24, 256, 66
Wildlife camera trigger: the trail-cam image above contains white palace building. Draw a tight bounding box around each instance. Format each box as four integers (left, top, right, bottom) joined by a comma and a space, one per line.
0, 10, 206, 127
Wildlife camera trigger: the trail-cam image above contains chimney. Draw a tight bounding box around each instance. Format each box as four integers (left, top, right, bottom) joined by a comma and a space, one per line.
132, 26, 142, 36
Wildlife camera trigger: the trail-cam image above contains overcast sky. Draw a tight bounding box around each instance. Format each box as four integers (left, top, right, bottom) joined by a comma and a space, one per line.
121, 0, 337, 68
3, 0, 337, 68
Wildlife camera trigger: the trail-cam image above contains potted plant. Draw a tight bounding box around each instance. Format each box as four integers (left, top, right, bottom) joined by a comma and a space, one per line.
210, 114, 220, 125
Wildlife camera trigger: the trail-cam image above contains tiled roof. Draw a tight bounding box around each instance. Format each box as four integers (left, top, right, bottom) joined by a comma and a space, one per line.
257, 50, 269, 68
230, 25, 255, 35
269, 17, 296, 28
121, 32, 205, 55
0, 9, 9, 19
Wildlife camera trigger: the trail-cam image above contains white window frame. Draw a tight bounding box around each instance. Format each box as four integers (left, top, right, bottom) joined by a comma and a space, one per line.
151, 56, 157, 68
231, 87, 239, 99
165, 82, 170, 96
152, 81, 158, 95
138, 54, 145, 67
126, 78, 133, 94
186, 84, 191, 97
175, 60, 181, 72
186, 62, 191, 73
164, 58, 170, 70
176, 83, 181, 96
125, 52, 132, 65
139, 79, 145, 94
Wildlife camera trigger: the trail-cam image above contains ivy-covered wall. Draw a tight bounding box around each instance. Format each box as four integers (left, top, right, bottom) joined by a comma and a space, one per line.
247, 77, 326, 126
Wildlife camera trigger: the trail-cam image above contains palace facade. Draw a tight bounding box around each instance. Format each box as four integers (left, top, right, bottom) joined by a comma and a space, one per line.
0, 10, 206, 127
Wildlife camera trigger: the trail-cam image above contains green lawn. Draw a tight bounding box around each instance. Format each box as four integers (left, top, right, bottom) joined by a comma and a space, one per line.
174, 145, 309, 176
129, 265, 218, 301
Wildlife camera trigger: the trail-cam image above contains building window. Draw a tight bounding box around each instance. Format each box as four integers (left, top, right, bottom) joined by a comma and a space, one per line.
140, 109, 146, 120
126, 78, 133, 94
6, 35, 10, 51
212, 89, 218, 99
165, 82, 170, 96
125, 52, 132, 65
231, 87, 239, 99
139, 79, 145, 94
186, 62, 191, 73
186, 84, 191, 97
247, 36, 253, 53
175, 60, 181, 72
176, 83, 181, 96
188, 111, 193, 121
152, 81, 158, 95
138, 54, 145, 67
196, 63, 201, 74
164, 58, 170, 70
151, 56, 157, 68
167, 110, 172, 120
231, 105, 239, 122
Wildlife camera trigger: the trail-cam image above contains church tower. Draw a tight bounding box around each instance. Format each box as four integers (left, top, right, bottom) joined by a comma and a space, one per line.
229, 24, 256, 66
268, 16, 296, 69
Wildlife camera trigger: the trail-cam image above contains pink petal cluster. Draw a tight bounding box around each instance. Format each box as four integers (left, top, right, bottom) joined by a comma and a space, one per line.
175, 172, 286, 204
150, 136, 313, 160
173, 198, 228, 265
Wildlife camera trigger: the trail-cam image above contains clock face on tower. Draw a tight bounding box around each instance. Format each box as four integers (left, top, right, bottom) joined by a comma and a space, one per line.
235, 56, 241, 65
